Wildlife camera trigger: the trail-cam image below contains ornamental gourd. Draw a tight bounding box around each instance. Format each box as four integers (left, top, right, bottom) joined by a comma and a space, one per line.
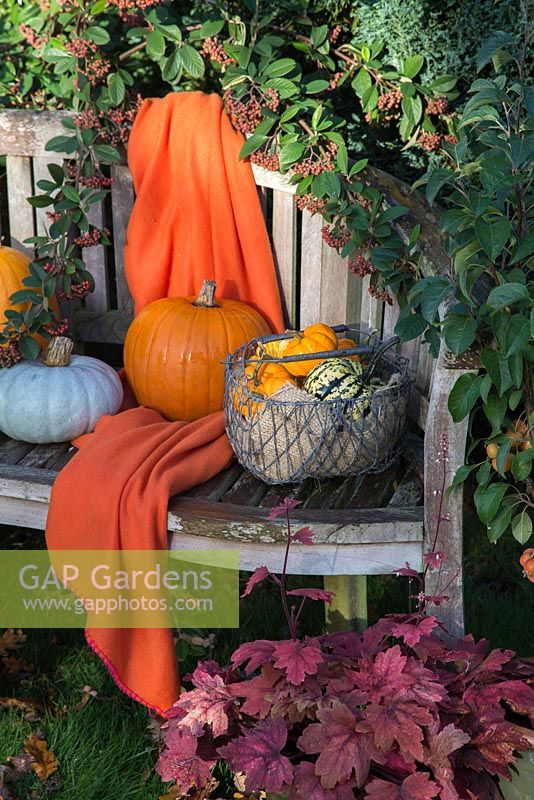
123, 280, 271, 422
282, 323, 338, 377
0, 337, 123, 443
0, 245, 58, 347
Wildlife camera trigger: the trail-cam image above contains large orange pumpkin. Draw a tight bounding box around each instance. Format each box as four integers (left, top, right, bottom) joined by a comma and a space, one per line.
0, 245, 58, 348
123, 280, 271, 421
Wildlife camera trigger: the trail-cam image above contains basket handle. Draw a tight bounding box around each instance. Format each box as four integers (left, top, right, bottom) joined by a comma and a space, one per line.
353, 336, 400, 396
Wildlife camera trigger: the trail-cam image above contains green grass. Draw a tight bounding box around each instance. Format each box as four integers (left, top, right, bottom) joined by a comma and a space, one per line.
0, 506, 533, 799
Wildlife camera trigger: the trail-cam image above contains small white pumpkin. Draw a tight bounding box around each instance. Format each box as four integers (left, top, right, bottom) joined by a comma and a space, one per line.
0, 336, 123, 443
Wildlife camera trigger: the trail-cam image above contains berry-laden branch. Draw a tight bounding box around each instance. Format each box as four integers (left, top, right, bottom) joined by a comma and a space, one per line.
0, 0, 459, 363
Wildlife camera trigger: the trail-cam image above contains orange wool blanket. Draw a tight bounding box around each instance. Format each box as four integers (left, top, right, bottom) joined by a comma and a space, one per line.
45, 92, 284, 715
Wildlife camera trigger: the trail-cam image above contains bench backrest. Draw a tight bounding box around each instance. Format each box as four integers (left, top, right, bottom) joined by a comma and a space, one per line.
0, 110, 433, 427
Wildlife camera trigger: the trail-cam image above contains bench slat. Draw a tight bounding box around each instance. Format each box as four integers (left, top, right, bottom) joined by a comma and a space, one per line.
272, 190, 297, 328
111, 165, 135, 315
299, 211, 324, 327
5, 156, 34, 256
83, 198, 110, 313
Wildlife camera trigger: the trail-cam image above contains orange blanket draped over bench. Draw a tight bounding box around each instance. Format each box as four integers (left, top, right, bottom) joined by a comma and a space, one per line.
45, 92, 285, 716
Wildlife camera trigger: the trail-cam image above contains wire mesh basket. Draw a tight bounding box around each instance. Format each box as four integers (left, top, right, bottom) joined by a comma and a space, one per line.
224, 325, 411, 485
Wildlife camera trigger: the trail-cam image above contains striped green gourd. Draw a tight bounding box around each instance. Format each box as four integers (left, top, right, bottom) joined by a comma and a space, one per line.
303, 357, 365, 401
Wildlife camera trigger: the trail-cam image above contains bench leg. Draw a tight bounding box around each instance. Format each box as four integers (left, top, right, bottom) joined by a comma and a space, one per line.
323, 575, 367, 632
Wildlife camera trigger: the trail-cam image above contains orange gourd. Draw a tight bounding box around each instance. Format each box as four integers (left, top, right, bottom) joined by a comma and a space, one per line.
123, 280, 271, 421
0, 246, 58, 348
337, 337, 363, 362
283, 323, 338, 376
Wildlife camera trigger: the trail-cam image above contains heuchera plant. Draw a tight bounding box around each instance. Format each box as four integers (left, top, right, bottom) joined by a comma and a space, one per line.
156, 498, 534, 799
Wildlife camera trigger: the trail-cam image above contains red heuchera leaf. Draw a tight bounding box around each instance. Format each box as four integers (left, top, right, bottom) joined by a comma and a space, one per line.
425, 723, 471, 800
385, 750, 417, 778
273, 638, 323, 685
292, 526, 315, 545
231, 639, 276, 673
241, 566, 271, 598
462, 721, 530, 778
289, 761, 356, 800
352, 645, 444, 706
423, 551, 444, 569
362, 701, 433, 762
466, 679, 534, 725
391, 617, 439, 647
156, 727, 216, 791
174, 673, 235, 737
395, 565, 421, 578
298, 699, 383, 788
364, 773, 440, 800
287, 588, 334, 604
217, 718, 294, 792
269, 498, 302, 519
188, 659, 224, 688
229, 663, 286, 718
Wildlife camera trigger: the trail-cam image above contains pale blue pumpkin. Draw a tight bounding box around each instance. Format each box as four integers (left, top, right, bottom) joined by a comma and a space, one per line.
0, 337, 123, 443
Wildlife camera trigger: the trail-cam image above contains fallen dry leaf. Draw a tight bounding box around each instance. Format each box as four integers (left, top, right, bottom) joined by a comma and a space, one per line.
160, 778, 219, 800
1, 657, 34, 683
0, 697, 44, 722
23, 734, 58, 782
0, 631, 26, 659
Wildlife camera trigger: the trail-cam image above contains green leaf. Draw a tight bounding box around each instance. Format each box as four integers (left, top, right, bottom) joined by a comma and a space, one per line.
394, 312, 427, 341
47, 162, 65, 185
45, 135, 74, 153
503, 314, 530, 357
448, 373, 482, 422
401, 95, 423, 125
512, 448, 534, 481
424, 169, 455, 204
476, 31, 517, 72
147, 30, 166, 59
305, 79, 330, 94
264, 78, 298, 98
239, 134, 267, 159
9, 289, 42, 305
446, 463, 478, 497
474, 482, 510, 525
512, 511, 532, 545
107, 72, 125, 105
443, 316, 477, 355
361, 84, 379, 113
475, 217, 511, 260
483, 392, 508, 429
279, 142, 306, 171
403, 55, 424, 79
93, 144, 121, 164
510, 232, 534, 265
264, 58, 297, 78
429, 74, 457, 93
351, 68, 372, 98
310, 25, 328, 49
487, 504, 513, 543
86, 25, 110, 45
180, 44, 204, 78
481, 347, 513, 395
486, 283, 529, 310
161, 50, 182, 83
417, 276, 453, 323
19, 335, 40, 361
199, 20, 224, 38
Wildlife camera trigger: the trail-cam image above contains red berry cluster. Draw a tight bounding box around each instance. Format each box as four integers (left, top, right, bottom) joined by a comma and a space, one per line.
19, 24, 47, 49
74, 227, 109, 248
250, 151, 280, 172
328, 71, 343, 91
43, 318, 69, 336
377, 89, 402, 122
354, 192, 372, 211
201, 38, 234, 67
224, 88, 279, 134
417, 132, 441, 152
0, 341, 23, 368
444, 133, 458, 145
58, 279, 91, 300
111, 0, 163, 9
349, 253, 374, 277
293, 142, 337, 179
328, 25, 342, 44
426, 97, 448, 116
321, 223, 351, 248
295, 193, 326, 214
118, 11, 144, 26
46, 211, 62, 223
66, 37, 97, 59
368, 283, 393, 304
74, 95, 143, 147
85, 57, 111, 85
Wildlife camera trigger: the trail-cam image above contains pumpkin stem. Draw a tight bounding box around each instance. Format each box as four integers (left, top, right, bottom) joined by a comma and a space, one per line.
193, 280, 218, 308
42, 336, 74, 367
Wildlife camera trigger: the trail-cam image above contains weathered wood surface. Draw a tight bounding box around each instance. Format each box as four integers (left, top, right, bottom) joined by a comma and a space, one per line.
424, 343, 472, 639
0, 463, 423, 574
5, 156, 34, 256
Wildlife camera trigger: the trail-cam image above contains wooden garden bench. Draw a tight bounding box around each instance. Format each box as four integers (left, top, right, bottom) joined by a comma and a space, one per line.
0, 110, 471, 637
